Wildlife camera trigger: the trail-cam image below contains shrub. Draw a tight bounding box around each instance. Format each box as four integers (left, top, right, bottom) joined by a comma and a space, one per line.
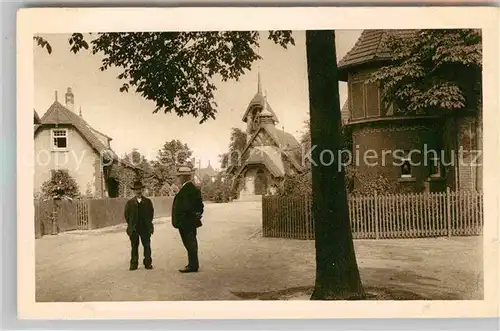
40, 170, 80, 200
200, 176, 231, 203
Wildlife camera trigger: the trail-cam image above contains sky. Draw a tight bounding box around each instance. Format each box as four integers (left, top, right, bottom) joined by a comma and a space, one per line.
34, 30, 361, 170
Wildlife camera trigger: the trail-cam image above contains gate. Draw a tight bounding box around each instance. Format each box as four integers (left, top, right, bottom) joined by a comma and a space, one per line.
76, 200, 89, 230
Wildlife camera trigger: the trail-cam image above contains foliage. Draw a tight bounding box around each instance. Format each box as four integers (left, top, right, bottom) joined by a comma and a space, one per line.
112, 149, 154, 197
33, 36, 52, 54
300, 119, 353, 170
150, 140, 193, 194
276, 172, 312, 197
200, 175, 232, 203
369, 29, 482, 114
35, 31, 294, 123
40, 170, 80, 200
345, 166, 394, 195
159, 182, 179, 197
220, 127, 248, 169
299, 119, 311, 148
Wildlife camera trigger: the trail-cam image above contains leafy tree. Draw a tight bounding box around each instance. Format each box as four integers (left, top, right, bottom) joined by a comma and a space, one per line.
150, 139, 193, 193
220, 127, 248, 169
40, 170, 80, 200
35, 32, 294, 123
200, 175, 232, 203
299, 119, 311, 147
277, 172, 312, 197
306, 31, 364, 299
36, 30, 364, 300
369, 29, 481, 114
114, 149, 154, 196
368, 29, 482, 191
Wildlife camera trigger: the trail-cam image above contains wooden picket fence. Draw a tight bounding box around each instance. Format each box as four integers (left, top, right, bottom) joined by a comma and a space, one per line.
262, 189, 483, 240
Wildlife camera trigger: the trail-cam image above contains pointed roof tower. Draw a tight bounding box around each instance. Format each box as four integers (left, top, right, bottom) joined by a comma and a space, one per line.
259, 91, 276, 126
242, 73, 279, 123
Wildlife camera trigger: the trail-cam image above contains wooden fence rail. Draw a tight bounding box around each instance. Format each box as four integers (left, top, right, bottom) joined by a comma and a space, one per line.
262, 189, 483, 240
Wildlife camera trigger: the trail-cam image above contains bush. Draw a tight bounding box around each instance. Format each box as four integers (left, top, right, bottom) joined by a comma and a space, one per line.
200, 176, 231, 203
40, 170, 80, 200
276, 172, 312, 197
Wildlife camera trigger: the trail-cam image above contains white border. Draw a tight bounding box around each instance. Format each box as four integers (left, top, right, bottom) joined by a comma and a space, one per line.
17, 6, 500, 319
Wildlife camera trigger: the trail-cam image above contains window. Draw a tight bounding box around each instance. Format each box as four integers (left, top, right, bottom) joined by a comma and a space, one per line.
429, 155, 442, 178
365, 83, 380, 117
350, 81, 381, 120
51, 129, 68, 150
351, 82, 365, 120
400, 151, 412, 178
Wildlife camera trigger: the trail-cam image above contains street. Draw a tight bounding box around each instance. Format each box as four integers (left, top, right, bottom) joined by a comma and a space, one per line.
36, 201, 483, 301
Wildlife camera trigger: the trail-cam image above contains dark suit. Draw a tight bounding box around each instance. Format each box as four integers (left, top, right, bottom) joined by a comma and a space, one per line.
124, 197, 154, 267
172, 181, 204, 269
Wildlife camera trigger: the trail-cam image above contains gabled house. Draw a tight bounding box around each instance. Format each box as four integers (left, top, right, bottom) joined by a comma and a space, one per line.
227, 76, 304, 200
339, 29, 482, 193
34, 87, 137, 198
194, 161, 218, 184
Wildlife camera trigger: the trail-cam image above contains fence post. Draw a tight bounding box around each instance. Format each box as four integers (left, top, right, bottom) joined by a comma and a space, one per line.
304, 195, 309, 239
446, 187, 452, 238
87, 199, 93, 230
374, 191, 379, 239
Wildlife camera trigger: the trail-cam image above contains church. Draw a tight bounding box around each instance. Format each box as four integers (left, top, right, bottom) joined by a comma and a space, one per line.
226, 75, 304, 200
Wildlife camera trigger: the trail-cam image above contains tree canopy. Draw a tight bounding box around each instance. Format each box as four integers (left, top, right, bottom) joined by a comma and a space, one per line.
369, 29, 482, 114
219, 127, 248, 169
150, 139, 194, 191
35, 32, 294, 123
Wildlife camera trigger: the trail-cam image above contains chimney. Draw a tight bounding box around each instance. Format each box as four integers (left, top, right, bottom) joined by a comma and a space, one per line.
65, 87, 74, 111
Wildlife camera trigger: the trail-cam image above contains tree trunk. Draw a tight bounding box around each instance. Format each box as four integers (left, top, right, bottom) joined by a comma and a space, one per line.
305, 31, 365, 300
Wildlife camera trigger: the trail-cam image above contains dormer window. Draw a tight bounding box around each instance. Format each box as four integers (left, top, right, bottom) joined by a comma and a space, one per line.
51, 129, 68, 150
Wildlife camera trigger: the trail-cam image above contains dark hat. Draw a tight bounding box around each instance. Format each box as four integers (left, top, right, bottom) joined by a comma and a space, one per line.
176, 165, 193, 176
130, 180, 145, 190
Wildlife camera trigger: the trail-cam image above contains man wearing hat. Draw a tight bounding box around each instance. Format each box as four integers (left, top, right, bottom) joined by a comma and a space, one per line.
124, 180, 155, 270
172, 165, 204, 273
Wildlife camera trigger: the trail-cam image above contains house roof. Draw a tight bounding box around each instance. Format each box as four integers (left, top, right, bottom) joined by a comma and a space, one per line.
34, 109, 41, 124
241, 146, 286, 178
233, 125, 303, 176
35, 100, 137, 169
242, 74, 279, 123
195, 163, 218, 179
242, 93, 279, 123
337, 29, 415, 80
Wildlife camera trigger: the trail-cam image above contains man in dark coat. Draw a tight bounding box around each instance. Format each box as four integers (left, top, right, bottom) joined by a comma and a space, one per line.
124, 180, 155, 270
172, 166, 204, 273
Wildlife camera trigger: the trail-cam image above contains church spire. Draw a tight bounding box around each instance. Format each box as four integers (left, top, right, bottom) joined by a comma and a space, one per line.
257, 72, 262, 95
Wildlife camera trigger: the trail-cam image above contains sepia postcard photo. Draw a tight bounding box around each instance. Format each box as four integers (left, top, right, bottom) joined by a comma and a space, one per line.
17, 6, 499, 319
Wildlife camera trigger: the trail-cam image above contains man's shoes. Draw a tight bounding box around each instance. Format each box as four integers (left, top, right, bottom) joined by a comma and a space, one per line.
145, 265, 153, 270
129, 264, 138, 271
178, 266, 198, 273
